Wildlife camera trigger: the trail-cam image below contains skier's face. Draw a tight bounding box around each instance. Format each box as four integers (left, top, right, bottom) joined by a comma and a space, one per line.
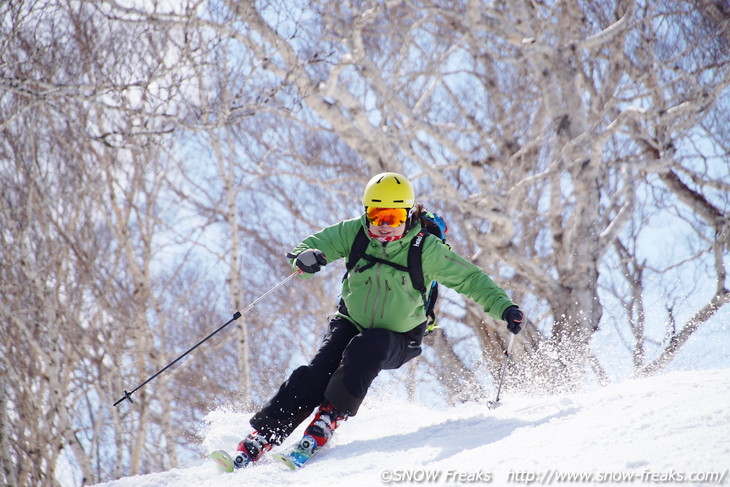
368, 220, 406, 238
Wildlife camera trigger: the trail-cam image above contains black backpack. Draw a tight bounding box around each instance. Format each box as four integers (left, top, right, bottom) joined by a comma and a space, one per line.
345, 212, 448, 335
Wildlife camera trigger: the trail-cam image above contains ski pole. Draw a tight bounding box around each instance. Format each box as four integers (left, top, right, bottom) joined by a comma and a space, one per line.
487, 333, 516, 409
113, 270, 300, 407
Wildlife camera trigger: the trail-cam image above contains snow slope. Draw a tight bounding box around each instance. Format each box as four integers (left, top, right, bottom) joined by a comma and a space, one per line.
92, 368, 730, 487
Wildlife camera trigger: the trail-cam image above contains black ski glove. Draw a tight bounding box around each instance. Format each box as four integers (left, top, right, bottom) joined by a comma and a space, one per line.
502, 306, 524, 335
294, 249, 327, 274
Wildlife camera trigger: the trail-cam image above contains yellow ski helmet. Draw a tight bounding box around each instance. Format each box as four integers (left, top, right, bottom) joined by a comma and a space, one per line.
362, 172, 415, 208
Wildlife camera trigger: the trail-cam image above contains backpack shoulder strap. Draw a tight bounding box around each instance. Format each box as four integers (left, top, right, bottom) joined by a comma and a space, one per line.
347, 227, 411, 274
409, 228, 443, 332
407, 230, 429, 306
346, 227, 370, 272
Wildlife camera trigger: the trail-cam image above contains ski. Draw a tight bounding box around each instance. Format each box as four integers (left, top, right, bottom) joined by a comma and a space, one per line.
270, 434, 319, 470
209, 449, 235, 473
211, 433, 323, 472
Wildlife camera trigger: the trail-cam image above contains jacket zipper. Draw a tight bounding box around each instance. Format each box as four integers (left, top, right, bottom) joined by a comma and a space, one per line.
381, 280, 391, 319
404, 276, 420, 306
363, 276, 373, 317
444, 255, 471, 269
366, 244, 389, 328
368, 269, 381, 328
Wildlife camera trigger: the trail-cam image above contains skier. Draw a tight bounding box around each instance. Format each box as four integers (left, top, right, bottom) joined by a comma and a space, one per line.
230, 172, 525, 469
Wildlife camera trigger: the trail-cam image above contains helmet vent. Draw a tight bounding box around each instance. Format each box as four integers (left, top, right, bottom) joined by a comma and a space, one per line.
362, 172, 414, 209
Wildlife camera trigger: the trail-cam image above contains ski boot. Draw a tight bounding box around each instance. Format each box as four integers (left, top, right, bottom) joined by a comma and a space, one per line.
272, 402, 347, 469
210, 430, 272, 472
233, 430, 272, 468
304, 402, 346, 448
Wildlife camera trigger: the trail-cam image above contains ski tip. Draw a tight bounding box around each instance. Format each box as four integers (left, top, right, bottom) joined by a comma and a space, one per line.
209, 450, 235, 473
271, 453, 299, 471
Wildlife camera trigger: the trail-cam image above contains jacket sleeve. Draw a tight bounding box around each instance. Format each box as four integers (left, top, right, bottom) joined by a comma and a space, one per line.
423, 238, 515, 321
288, 218, 360, 278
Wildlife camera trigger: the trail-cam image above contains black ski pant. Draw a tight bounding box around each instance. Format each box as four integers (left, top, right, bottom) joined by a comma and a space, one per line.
250, 315, 425, 444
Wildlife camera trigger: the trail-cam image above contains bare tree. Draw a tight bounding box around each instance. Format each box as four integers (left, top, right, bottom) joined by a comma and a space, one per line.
1, 0, 219, 484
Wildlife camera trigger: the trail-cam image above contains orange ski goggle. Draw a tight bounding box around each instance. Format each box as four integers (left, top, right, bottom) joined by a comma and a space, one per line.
366, 207, 408, 227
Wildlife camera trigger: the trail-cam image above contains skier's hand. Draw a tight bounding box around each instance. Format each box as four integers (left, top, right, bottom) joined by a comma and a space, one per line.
294, 249, 327, 274
502, 306, 524, 335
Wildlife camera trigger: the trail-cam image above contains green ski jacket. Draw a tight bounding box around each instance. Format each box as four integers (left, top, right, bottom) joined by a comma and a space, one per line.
290, 216, 515, 333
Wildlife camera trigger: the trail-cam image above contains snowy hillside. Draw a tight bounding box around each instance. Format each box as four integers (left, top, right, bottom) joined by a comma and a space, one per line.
92, 369, 730, 487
